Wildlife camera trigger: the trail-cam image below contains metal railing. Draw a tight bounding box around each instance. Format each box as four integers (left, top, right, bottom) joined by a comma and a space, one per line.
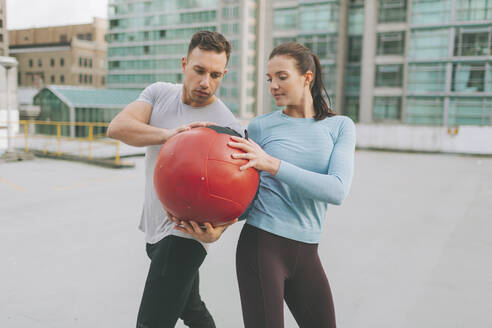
0, 120, 123, 165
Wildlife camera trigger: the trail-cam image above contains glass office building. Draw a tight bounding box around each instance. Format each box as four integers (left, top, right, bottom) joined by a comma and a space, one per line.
107, 0, 259, 118
107, 0, 492, 126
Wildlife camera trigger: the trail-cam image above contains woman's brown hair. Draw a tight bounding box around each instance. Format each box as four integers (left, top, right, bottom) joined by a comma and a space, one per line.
269, 42, 336, 120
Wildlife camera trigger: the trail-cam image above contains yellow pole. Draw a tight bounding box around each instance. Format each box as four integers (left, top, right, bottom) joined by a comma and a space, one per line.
57, 124, 61, 156
24, 122, 29, 153
115, 141, 120, 165
88, 125, 93, 160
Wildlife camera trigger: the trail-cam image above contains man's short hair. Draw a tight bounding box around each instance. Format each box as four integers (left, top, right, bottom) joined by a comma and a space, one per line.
187, 31, 231, 63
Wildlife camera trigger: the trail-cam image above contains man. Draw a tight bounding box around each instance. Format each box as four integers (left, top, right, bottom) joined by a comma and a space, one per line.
107, 31, 242, 328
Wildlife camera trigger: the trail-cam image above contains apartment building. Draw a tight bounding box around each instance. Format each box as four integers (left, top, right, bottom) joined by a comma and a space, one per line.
9, 18, 108, 88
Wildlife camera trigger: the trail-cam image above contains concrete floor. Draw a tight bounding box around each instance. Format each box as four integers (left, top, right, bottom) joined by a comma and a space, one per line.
1, 150, 491, 328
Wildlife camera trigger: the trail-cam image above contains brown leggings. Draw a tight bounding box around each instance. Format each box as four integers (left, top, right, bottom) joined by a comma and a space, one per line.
236, 224, 336, 328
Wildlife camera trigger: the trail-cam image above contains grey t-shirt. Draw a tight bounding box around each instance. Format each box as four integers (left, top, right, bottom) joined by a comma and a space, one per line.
136, 82, 243, 249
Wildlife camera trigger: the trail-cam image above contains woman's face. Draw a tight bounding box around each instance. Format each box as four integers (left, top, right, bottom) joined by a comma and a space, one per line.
266, 55, 308, 107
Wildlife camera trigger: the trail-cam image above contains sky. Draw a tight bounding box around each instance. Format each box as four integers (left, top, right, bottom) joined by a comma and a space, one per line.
6, 0, 108, 30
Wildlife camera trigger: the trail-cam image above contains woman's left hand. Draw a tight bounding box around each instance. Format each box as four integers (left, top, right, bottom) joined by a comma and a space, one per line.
228, 136, 280, 176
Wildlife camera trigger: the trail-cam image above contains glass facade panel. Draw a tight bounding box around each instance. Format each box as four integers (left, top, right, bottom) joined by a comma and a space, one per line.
375, 64, 403, 87
405, 97, 444, 125
348, 5, 364, 35
456, 0, 492, 21
407, 64, 447, 92
377, 31, 405, 55
345, 97, 360, 122
379, 0, 407, 23
345, 65, 361, 93
411, 0, 450, 24
274, 8, 297, 31
452, 63, 486, 92
348, 36, 362, 62
448, 97, 492, 125
454, 28, 491, 56
409, 28, 449, 59
298, 34, 337, 60
373, 97, 401, 121
299, 3, 338, 32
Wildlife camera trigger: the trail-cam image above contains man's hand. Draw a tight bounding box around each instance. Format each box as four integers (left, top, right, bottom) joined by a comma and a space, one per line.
163, 121, 214, 143
166, 211, 237, 243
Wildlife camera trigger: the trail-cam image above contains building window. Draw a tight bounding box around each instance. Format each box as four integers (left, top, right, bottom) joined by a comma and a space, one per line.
60, 58, 65, 66
407, 64, 446, 92
454, 28, 490, 57
448, 97, 491, 126
79, 57, 82, 67
377, 31, 405, 55
89, 58, 93, 68
38, 59, 42, 67
373, 97, 401, 121
375, 64, 403, 87
60, 75, 65, 84
84, 75, 88, 83
110, 19, 120, 28
405, 97, 444, 125
411, 0, 450, 24
159, 30, 166, 39
86, 33, 92, 41
29, 59, 33, 68
274, 8, 297, 31
50, 58, 55, 67
348, 36, 362, 62
143, 46, 150, 55
101, 76, 105, 85
77, 33, 84, 40
456, 0, 492, 21
79, 74, 82, 83
89, 75, 93, 84
60, 34, 67, 42
299, 3, 338, 32
452, 63, 486, 92
409, 28, 449, 59
379, 0, 407, 23
50, 75, 55, 83
0, 34, 3, 42
345, 97, 360, 122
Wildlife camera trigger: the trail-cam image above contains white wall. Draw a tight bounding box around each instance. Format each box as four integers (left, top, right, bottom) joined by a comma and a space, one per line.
0, 60, 19, 153
356, 123, 492, 155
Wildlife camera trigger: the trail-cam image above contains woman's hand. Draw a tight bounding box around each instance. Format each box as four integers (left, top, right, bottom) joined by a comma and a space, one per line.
166, 211, 237, 243
228, 136, 280, 176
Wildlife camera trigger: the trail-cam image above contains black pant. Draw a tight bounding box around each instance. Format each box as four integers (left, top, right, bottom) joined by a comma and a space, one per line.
136, 235, 216, 328
236, 224, 336, 328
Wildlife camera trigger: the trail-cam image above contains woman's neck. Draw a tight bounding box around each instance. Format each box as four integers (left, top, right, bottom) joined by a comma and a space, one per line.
283, 93, 315, 118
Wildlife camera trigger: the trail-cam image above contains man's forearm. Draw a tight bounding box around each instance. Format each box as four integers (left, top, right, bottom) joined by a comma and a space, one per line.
107, 117, 169, 147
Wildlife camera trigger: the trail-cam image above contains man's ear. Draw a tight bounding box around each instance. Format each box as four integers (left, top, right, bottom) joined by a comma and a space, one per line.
181, 57, 187, 72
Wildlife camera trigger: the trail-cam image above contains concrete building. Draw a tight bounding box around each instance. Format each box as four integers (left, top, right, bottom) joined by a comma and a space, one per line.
0, 0, 7, 56
106, 0, 259, 118
106, 0, 492, 154
8, 18, 108, 88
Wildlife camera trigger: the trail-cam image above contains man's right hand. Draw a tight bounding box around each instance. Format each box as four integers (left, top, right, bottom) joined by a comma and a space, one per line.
163, 121, 214, 143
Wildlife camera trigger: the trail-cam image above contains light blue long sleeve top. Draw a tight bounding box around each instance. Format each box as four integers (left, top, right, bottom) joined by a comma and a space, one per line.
243, 110, 356, 243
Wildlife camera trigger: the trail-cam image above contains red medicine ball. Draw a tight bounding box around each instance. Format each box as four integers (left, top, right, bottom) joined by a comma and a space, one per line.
154, 126, 259, 225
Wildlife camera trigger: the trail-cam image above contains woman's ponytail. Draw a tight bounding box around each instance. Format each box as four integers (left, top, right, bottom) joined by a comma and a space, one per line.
310, 53, 334, 120
270, 42, 336, 121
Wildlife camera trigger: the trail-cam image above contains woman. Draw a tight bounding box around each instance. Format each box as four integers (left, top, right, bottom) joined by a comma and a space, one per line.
228, 42, 356, 327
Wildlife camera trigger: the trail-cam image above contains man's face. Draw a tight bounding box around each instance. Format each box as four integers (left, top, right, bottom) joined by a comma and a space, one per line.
181, 47, 228, 107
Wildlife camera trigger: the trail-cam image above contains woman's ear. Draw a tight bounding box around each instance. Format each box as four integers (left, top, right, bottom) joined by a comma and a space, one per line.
304, 70, 314, 86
